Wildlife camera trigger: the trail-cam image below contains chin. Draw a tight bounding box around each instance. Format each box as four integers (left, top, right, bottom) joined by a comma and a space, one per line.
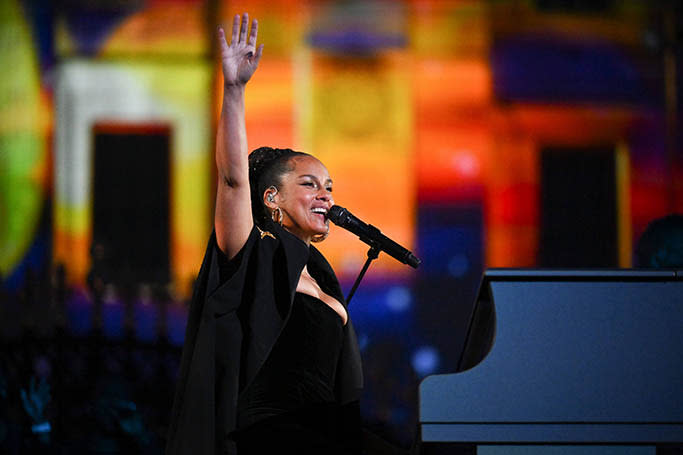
314, 223, 329, 235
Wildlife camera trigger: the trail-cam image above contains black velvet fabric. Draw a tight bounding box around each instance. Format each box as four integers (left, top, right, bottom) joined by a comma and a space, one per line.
233, 404, 360, 455
165, 224, 363, 455
237, 292, 344, 429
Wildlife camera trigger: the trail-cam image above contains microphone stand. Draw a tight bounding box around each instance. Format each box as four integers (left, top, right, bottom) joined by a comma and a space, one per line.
346, 244, 380, 304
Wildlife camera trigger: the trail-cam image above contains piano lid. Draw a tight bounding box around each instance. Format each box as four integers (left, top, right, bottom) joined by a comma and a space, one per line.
457, 268, 681, 372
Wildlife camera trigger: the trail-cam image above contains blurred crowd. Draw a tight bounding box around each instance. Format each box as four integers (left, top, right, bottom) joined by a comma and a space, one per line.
0, 261, 184, 454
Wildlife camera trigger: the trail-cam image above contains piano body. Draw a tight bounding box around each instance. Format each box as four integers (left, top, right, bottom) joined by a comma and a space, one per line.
419, 270, 683, 454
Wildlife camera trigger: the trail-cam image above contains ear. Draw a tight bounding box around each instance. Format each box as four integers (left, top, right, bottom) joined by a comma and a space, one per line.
263, 186, 278, 210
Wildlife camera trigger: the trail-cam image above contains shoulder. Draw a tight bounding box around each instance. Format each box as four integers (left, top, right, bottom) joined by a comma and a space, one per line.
212, 223, 310, 284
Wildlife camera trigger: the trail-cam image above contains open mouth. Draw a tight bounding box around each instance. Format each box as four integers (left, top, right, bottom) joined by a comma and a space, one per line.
311, 207, 328, 220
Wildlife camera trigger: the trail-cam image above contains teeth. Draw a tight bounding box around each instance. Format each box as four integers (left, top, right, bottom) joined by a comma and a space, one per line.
311, 208, 327, 214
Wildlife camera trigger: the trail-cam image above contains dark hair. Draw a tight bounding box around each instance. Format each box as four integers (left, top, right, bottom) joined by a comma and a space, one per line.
635, 213, 683, 268
248, 146, 310, 226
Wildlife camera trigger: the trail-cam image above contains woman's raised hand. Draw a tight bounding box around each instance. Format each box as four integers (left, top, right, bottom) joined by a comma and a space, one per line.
218, 13, 263, 87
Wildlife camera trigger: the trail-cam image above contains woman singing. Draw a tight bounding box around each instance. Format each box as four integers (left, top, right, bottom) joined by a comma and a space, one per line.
166, 13, 363, 455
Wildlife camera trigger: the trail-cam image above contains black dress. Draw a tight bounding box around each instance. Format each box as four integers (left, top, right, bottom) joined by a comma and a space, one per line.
234, 292, 356, 454
166, 224, 363, 455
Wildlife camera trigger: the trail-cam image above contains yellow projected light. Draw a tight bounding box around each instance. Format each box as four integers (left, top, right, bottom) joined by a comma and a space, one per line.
0, 0, 50, 277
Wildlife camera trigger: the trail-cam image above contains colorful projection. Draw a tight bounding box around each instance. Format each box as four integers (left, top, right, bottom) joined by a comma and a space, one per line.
0, 0, 50, 279
55, 0, 208, 58
53, 61, 212, 292
5, 0, 682, 295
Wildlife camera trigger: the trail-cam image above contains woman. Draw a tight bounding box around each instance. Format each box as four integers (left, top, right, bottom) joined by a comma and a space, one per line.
166, 13, 363, 455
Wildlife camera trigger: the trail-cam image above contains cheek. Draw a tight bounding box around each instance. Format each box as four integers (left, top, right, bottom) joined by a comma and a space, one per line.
297, 191, 314, 204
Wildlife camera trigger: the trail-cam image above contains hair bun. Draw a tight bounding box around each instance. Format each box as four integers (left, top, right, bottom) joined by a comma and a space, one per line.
248, 147, 296, 184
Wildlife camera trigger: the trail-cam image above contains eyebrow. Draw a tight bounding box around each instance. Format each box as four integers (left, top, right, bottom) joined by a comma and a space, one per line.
299, 174, 333, 185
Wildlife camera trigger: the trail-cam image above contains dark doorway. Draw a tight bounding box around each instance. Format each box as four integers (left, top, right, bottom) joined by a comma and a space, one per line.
539, 145, 618, 267
92, 123, 171, 286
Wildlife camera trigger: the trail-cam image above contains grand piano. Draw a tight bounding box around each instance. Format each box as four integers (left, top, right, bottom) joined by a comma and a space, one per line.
419, 269, 683, 454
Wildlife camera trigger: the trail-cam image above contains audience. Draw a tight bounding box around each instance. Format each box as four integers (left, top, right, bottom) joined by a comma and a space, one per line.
0, 262, 183, 454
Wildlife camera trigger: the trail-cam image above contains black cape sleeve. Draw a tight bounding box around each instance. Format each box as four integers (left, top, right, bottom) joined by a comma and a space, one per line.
166, 225, 363, 455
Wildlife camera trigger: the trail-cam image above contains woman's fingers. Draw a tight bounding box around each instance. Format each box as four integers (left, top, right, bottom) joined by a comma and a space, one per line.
253, 44, 264, 67
248, 18, 258, 47
217, 27, 228, 54
225, 13, 257, 48
239, 12, 249, 43
231, 14, 239, 45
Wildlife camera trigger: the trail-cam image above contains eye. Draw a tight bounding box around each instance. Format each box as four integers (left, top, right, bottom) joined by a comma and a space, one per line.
301, 182, 314, 187
326, 187, 333, 192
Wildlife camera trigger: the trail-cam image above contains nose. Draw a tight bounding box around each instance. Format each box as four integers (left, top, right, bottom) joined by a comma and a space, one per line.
317, 188, 333, 205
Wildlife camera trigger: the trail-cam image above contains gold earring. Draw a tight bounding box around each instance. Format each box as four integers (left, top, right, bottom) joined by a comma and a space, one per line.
271, 207, 284, 225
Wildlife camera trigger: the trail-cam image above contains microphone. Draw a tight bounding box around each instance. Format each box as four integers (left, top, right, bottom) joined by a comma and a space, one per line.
327, 205, 421, 269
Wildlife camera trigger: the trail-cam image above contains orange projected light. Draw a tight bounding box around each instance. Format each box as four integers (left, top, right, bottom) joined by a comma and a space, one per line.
413, 57, 491, 203
414, 58, 492, 108
244, 58, 295, 149
100, 0, 208, 57
415, 123, 489, 202
304, 54, 415, 280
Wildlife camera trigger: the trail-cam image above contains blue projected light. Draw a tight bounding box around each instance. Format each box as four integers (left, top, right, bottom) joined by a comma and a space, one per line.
66, 290, 92, 336
492, 35, 652, 104
308, 30, 406, 54
347, 283, 412, 327
357, 332, 370, 351
346, 281, 415, 351
411, 346, 441, 378
167, 303, 187, 347
447, 253, 471, 278
134, 302, 159, 343
385, 285, 412, 312
418, 226, 479, 278
102, 297, 124, 339
415, 205, 483, 374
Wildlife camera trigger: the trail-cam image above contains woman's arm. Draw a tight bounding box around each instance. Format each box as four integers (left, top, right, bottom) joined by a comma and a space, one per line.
215, 13, 263, 259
